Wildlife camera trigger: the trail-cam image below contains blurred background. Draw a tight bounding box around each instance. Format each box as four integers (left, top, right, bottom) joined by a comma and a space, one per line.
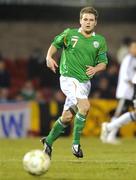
0, 0, 136, 138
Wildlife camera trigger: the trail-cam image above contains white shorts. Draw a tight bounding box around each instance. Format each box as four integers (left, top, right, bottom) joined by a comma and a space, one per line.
60, 76, 91, 111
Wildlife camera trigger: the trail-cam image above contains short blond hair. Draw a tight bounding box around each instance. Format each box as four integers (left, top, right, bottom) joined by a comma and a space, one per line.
80, 7, 98, 20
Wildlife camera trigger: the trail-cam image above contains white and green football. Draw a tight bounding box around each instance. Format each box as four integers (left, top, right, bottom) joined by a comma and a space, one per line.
23, 149, 50, 175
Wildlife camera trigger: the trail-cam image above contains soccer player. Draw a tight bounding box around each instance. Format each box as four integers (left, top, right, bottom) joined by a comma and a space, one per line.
101, 73, 136, 143
101, 40, 136, 144
41, 7, 108, 158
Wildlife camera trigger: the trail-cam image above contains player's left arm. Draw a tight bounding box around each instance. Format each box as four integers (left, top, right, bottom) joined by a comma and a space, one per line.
86, 37, 108, 76
86, 63, 106, 76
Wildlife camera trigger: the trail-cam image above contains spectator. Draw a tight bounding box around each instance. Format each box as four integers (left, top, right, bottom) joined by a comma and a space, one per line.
106, 61, 119, 97
21, 80, 36, 101
27, 48, 43, 80
0, 59, 11, 88
92, 77, 112, 99
0, 88, 9, 102
35, 89, 45, 103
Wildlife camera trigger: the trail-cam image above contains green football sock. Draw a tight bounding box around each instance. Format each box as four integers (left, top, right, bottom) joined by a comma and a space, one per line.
46, 118, 66, 146
73, 112, 86, 145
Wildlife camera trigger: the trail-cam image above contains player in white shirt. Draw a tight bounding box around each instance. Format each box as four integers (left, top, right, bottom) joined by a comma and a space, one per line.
100, 73, 136, 143
100, 40, 136, 144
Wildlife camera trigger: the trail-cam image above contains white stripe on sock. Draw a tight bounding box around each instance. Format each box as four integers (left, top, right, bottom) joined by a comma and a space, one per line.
76, 114, 86, 121
58, 118, 67, 128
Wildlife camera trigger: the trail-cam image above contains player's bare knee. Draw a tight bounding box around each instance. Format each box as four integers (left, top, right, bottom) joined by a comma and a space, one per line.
61, 110, 73, 124
78, 101, 90, 116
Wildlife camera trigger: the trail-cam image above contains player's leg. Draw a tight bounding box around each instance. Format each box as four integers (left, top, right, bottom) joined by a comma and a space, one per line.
41, 76, 76, 157
72, 98, 90, 158
106, 99, 131, 143
46, 110, 73, 145
59, 76, 91, 158
47, 109, 74, 145
106, 99, 127, 142
41, 109, 74, 158
72, 79, 91, 158
101, 111, 136, 143
73, 98, 90, 145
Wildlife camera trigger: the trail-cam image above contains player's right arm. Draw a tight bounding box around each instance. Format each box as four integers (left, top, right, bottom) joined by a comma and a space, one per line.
46, 28, 70, 73
46, 45, 58, 73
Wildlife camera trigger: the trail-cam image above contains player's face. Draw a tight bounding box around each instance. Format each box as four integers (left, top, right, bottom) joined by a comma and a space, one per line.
80, 13, 97, 35
129, 42, 136, 57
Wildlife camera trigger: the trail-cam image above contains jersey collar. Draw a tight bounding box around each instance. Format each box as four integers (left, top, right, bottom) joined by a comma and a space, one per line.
78, 28, 95, 36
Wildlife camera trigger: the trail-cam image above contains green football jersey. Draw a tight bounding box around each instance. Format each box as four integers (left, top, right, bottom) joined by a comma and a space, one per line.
52, 28, 108, 82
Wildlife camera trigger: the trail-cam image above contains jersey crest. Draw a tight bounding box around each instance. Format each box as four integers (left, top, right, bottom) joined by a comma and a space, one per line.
93, 41, 99, 48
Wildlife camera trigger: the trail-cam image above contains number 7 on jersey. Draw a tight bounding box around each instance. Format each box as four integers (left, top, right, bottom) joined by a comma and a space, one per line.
71, 38, 78, 48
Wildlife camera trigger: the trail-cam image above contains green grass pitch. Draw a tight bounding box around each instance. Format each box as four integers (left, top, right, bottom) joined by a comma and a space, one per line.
0, 137, 136, 180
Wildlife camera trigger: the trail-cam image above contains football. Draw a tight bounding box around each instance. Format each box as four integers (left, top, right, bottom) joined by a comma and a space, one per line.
23, 149, 51, 175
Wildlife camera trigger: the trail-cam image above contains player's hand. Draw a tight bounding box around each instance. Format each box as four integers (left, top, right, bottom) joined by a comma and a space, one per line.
86, 66, 96, 76
46, 58, 58, 73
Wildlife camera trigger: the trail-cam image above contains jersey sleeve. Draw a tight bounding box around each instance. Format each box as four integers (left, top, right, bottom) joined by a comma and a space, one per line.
52, 28, 70, 49
97, 37, 108, 64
